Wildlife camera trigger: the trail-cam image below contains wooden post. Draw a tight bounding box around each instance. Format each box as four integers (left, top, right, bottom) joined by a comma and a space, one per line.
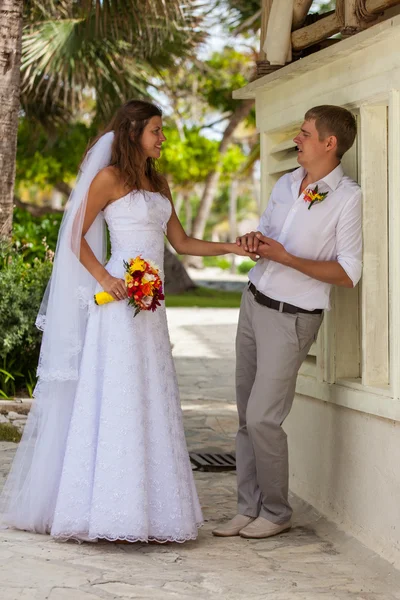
265, 0, 294, 65
336, 0, 345, 25
342, 0, 365, 35
259, 0, 273, 61
257, 0, 281, 78
293, 0, 313, 30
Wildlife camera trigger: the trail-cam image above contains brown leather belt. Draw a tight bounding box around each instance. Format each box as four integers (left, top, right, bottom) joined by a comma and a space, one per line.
248, 282, 323, 315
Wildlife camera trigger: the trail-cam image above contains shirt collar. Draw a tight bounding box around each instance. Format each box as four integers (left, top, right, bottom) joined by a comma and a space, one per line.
291, 163, 344, 192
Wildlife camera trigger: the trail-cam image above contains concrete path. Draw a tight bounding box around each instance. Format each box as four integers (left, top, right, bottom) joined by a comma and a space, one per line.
1, 308, 400, 600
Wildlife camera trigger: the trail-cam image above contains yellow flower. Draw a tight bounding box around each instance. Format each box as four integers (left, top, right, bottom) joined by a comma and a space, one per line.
125, 273, 133, 285
129, 257, 146, 273
94, 292, 115, 305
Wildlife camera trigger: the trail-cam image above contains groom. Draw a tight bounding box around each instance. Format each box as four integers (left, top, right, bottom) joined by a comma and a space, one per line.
213, 105, 362, 539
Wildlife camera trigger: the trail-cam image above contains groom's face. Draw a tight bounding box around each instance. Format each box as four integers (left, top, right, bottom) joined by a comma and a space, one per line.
293, 119, 327, 168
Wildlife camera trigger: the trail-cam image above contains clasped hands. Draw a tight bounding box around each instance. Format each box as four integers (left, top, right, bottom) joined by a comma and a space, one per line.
236, 231, 290, 265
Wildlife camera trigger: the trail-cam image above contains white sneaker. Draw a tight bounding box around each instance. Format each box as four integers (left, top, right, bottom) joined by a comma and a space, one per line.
239, 516, 291, 539
212, 514, 255, 537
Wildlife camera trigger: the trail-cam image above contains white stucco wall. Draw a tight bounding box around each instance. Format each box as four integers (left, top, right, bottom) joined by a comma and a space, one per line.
234, 15, 400, 567
286, 397, 400, 568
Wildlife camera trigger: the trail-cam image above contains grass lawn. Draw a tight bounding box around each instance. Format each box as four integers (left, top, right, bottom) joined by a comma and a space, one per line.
165, 286, 243, 308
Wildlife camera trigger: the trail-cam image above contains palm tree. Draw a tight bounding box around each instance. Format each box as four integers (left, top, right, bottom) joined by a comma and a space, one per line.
0, 0, 23, 238
21, 1, 201, 124
0, 0, 200, 239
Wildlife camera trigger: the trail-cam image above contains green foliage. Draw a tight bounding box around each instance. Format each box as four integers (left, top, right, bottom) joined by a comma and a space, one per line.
221, 145, 247, 180
203, 256, 231, 270
201, 47, 254, 114
159, 127, 219, 186
0, 423, 22, 443
237, 259, 254, 275
12, 207, 62, 262
0, 244, 52, 398
160, 125, 247, 189
16, 119, 95, 189
220, 0, 261, 31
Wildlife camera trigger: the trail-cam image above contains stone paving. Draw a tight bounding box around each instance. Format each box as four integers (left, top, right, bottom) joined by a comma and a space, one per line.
1, 308, 400, 600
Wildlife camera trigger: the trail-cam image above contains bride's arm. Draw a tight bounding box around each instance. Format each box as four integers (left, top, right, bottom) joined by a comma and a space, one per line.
78, 169, 128, 300
163, 181, 256, 259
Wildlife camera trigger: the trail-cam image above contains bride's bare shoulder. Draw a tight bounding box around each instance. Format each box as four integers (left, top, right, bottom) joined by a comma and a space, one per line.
96, 165, 121, 186
90, 166, 124, 196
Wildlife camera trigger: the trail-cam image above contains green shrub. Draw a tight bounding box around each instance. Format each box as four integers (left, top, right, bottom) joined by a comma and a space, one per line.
12, 207, 61, 262
203, 256, 231, 270
0, 423, 22, 443
237, 260, 254, 275
0, 244, 52, 398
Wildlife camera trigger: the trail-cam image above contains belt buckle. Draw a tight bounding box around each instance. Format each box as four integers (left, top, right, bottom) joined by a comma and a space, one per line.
278, 302, 284, 313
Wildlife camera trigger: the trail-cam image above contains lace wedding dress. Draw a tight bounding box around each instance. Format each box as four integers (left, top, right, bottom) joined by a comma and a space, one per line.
1, 190, 203, 543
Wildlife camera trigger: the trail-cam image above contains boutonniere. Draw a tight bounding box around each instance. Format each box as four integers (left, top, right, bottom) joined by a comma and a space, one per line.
303, 185, 329, 210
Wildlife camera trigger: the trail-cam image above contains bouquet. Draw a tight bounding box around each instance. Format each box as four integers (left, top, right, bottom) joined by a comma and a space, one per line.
94, 256, 164, 317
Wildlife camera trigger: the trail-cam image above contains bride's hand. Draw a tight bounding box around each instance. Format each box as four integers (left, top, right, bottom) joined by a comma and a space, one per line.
227, 243, 259, 261
100, 273, 128, 301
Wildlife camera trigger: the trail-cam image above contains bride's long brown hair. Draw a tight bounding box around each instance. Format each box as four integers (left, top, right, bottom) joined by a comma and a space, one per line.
85, 100, 165, 193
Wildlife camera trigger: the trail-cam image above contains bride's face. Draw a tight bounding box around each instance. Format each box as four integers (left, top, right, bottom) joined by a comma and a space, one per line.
140, 116, 166, 159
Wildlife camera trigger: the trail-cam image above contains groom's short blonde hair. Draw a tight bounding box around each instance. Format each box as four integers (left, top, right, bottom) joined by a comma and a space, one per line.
305, 105, 357, 159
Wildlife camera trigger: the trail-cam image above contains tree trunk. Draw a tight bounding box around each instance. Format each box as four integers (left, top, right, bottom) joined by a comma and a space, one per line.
191, 99, 254, 241
55, 181, 72, 197
229, 179, 238, 274
163, 245, 196, 295
0, 0, 23, 239
174, 191, 184, 219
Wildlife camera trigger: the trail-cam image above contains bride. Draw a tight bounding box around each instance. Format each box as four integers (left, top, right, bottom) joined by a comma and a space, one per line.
0, 99, 253, 544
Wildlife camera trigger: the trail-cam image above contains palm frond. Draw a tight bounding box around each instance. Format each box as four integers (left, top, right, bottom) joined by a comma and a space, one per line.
21, 1, 204, 125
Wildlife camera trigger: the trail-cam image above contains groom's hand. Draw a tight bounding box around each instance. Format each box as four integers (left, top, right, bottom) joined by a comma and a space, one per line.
255, 233, 290, 265
232, 243, 259, 261
236, 231, 264, 253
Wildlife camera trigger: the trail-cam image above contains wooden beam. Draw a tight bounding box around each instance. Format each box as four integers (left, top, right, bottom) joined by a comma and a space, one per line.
292, 13, 341, 51
366, 0, 400, 12
260, 0, 274, 61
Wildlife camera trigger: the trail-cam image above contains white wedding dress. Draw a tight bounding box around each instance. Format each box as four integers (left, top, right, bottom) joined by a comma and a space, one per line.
1, 190, 203, 543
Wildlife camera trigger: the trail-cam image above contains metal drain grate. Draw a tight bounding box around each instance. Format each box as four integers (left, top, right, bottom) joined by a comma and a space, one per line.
189, 452, 236, 472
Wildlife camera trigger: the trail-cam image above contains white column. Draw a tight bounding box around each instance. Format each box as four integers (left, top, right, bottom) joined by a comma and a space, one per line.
360, 104, 389, 386
388, 90, 400, 398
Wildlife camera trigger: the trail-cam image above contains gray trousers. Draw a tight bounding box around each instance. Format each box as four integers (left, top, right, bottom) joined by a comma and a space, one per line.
236, 287, 323, 524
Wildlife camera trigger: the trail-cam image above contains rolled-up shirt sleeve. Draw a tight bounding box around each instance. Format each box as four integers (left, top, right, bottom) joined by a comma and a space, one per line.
336, 188, 362, 287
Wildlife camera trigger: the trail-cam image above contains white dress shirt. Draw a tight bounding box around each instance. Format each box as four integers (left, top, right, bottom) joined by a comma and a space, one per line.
249, 164, 362, 311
